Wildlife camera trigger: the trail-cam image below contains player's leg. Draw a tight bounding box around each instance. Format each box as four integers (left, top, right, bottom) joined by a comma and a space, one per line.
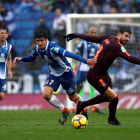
60, 70, 89, 119
104, 87, 122, 125
70, 70, 83, 112
0, 79, 6, 101
0, 92, 5, 101
43, 74, 70, 124
90, 85, 105, 114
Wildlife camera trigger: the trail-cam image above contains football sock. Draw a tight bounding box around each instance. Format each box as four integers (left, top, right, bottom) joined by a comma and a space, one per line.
81, 95, 109, 108
108, 96, 119, 119
48, 95, 64, 110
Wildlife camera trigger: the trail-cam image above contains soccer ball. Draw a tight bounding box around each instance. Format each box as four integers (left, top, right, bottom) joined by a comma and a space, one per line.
72, 114, 88, 129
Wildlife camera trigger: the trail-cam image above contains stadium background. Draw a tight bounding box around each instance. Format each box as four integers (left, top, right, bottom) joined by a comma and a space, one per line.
1, 0, 140, 110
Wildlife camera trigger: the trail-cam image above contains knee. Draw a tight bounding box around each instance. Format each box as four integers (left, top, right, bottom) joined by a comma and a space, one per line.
42, 91, 51, 101
0, 92, 5, 100
111, 96, 119, 104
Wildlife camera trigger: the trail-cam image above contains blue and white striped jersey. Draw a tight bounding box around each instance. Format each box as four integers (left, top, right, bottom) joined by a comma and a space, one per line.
76, 40, 99, 71
0, 41, 12, 79
32, 41, 72, 76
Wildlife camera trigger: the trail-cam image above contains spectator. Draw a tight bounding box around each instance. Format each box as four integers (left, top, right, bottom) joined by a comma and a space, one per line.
102, 0, 118, 13
135, 0, 140, 13
84, 0, 98, 14
53, 8, 66, 49
0, 6, 16, 42
34, 17, 51, 41
118, 0, 135, 13
76, 19, 89, 34
69, 0, 84, 13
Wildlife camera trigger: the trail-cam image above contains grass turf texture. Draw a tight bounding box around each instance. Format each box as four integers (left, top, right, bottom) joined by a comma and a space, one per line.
0, 109, 140, 140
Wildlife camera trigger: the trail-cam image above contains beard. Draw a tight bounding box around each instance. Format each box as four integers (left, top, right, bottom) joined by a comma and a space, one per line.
120, 39, 127, 45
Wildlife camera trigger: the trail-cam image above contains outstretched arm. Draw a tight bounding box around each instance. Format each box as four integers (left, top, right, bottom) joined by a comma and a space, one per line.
13, 55, 36, 63
64, 50, 97, 66
63, 33, 110, 43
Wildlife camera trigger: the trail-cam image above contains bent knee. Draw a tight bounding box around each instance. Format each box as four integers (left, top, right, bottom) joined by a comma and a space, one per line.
42, 91, 52, 101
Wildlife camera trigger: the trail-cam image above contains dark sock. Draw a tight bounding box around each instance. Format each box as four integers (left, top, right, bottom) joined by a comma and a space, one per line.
81, 95, 109, 108
108, 96, 119, 119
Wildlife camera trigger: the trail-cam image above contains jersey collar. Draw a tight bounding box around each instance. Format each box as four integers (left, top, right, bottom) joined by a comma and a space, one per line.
0, 40, 7, 48
45, 41, 49, 51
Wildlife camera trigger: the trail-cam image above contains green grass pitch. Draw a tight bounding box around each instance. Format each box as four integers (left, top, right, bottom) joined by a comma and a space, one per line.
0, 109, 140, 140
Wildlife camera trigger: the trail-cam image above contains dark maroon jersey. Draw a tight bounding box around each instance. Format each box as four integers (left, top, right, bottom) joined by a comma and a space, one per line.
73, 33, 140, 73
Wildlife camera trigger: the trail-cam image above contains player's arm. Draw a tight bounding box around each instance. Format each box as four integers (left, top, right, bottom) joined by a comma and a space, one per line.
115, 45, 140, 65
7, 53, 12, 79
63, 33, 110, 43
13, 46, 38, 63
13, 55, 37, 63
51, 46, 97, 66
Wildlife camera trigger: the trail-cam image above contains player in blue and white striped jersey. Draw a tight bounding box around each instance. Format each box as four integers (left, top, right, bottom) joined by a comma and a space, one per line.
13, 29, 96, 124
0, 27, 12, 101
73, 27, 104, 114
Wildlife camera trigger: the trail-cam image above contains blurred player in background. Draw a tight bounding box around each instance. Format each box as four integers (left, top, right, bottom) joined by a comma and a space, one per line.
64, 26, 140, 125
0, 27, 12, 101
13, 29, 96, 124
71, 27, 104, 114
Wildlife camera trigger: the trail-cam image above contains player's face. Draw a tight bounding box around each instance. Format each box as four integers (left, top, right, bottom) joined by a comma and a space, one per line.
89, 29, 97, 36
120, 32, 131, 44
0, 29, 8, 41
35, 37, 48, 49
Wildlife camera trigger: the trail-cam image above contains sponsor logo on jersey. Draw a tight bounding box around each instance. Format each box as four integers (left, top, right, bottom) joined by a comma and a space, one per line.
121, 46, 126, 52
67, 87, 74, 94
44, 55, 53, 63
0, 53, 5, 62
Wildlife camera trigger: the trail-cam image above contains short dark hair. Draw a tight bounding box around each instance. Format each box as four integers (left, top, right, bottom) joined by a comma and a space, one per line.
34, 29, 48, 39
0, 26, 8, 32
118, 26, 132, 34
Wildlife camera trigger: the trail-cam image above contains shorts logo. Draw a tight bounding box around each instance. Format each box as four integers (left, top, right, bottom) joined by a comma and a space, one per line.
67, 87, 74, 94
99, 79, 106, 87
2, 84, 6, 91
45, 80, 49, 84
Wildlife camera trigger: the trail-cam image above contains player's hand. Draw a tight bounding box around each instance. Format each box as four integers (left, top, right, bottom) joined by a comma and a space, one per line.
13, 57, 22, 63
8, 70, 12, 79
62, 34, 75, 42
87, 59, 97, 67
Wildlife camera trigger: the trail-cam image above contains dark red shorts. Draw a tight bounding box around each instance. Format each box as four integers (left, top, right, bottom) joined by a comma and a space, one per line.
87, 68, 112, 94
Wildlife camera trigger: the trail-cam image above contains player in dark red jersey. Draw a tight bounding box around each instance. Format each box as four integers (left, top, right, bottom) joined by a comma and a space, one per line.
63, 26, 140, 125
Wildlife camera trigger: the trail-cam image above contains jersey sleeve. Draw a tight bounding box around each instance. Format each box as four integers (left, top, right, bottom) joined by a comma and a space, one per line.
114, 43, 140, 65
75, 41, 84, 54
50, 44, 65, 56
73, 34, 110, 44
50, 44, 87, 63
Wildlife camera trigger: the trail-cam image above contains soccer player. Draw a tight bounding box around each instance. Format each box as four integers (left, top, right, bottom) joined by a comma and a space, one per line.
63, 26, 140, 125
13, 29, 96, 124
0, 27, 12, 101
72, 27, 104, 114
